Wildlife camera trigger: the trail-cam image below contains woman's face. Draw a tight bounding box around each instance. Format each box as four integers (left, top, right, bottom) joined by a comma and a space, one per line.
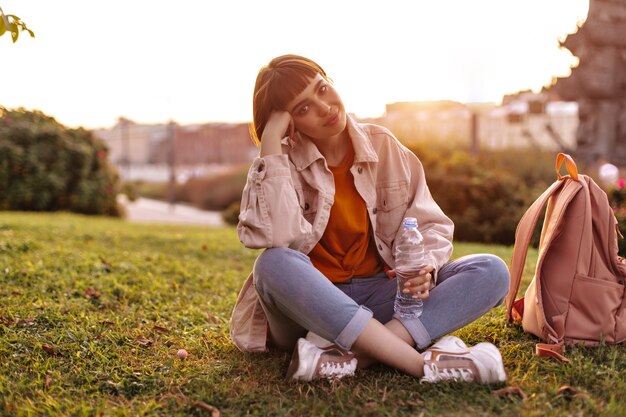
285, 73, 347, 140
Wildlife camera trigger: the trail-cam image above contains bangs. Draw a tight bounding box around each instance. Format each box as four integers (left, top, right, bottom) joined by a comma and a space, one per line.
267, 66, 319, 111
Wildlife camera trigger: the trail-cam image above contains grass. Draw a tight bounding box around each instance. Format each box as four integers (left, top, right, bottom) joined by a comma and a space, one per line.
1, 211, 625, 417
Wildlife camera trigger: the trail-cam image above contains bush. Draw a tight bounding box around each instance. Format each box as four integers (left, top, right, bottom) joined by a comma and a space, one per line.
0, 107, 121, 216
222, 201, 240, 226
178, 165, 248, 211
410, 144, 554, 245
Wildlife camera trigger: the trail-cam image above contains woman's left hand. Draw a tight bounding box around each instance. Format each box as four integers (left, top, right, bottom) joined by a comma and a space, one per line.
386, 265, 434, 300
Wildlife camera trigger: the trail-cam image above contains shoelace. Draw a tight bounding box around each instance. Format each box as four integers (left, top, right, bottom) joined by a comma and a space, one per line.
319, 359, 356, 380
421, 363, 474, 383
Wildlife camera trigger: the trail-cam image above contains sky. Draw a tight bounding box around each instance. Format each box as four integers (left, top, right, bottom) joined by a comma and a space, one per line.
2, 0, 589, 129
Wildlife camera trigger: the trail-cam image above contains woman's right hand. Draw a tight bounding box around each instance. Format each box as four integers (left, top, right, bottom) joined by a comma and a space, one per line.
260, 111, 294, 156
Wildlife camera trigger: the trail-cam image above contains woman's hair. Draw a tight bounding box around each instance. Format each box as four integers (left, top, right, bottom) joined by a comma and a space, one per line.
250, 54, 328, 145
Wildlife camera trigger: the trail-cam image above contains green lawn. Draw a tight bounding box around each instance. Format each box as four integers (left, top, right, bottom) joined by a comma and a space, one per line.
1, 212, 625, 416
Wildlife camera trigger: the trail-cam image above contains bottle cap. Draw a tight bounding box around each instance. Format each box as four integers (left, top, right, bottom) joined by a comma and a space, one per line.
402, 217, 418, 228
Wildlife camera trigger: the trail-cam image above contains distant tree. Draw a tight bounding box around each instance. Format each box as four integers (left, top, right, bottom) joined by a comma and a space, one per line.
0, 107, 122, 216
0, 6, 34, 43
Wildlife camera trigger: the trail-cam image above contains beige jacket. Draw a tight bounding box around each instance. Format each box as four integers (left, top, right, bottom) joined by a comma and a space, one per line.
230, 116, 454, 352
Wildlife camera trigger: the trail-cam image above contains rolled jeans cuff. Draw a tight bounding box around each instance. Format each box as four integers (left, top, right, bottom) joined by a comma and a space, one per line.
335, 305, 373, 350
394, 314, 432, 350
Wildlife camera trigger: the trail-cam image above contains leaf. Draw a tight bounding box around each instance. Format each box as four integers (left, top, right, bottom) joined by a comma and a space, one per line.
190, 401, 221, 416
556, 385, 590, 401
9, 22, 18, 43
84, 287, 101, 299
16, 317, 35, 327
135, 335, 152, 346
0, 11, 9, 30
492, 386, 527, 400
153, 325, 169, 333
41, 343, 59, 356
0, 18, 6, 37
44, 374, 52, 390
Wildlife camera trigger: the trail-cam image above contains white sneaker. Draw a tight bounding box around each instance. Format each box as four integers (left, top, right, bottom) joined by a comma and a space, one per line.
286, 338, 357, 382
421, 341, 507, 384
305, 331, 333, 348
422, 335, 469, 360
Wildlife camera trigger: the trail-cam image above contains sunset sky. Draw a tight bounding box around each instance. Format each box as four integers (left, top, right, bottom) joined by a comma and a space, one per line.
2, 0, 589, 129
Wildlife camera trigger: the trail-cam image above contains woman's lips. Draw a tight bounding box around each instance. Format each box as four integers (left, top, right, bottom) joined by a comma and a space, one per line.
324, 112, 339, 127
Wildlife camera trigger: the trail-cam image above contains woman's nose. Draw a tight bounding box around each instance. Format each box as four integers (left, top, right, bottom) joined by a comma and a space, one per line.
317, 101, 331, 116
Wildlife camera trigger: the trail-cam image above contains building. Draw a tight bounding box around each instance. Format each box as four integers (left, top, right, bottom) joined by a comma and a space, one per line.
373, 96, 578, 151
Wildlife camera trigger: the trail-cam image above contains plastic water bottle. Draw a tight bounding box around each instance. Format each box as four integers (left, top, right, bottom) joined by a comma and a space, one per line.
394, 217, 425, 318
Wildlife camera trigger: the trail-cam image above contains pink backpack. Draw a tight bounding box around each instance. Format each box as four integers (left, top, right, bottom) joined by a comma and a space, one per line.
505, 153, 626, 360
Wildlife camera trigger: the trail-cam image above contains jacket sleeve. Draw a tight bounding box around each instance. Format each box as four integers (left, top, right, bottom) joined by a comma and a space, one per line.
395, 147, 454, 281
237, 154, 312, 249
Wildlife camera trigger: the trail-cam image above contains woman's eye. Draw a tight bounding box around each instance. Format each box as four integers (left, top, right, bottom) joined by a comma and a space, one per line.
298, 105, 309, 115
319, 85, 327, 94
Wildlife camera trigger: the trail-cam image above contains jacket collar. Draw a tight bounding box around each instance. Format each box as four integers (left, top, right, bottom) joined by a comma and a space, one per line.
286, 115, 379, 171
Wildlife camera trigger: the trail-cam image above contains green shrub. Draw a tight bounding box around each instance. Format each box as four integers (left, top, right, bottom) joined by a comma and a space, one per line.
222, 201, 241, 226
410, 144, 554, 245
178, 165, 248, 211
0, 107, 121, 215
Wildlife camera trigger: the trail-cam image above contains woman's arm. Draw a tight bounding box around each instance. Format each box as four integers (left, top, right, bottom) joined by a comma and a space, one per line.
237, 112, 312, 250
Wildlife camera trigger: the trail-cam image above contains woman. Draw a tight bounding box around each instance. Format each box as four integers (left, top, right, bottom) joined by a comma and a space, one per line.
230, 54, 510, 383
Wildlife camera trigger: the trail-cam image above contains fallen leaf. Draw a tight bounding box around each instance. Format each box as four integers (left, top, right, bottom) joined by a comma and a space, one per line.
191, 401, 221, 416
135, 335, 152, 346
492, 386, 527, 400
556, 385, 590, 401
41, 343, 58, 356
44, 374, 52, 390
153, 325, 169, 333
84, 287, 101, 299
0, 313, 14, 326
16, 318, 35, 327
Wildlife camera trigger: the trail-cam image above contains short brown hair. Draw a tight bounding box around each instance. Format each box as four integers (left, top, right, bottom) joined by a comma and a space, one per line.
250, 55, 329, 145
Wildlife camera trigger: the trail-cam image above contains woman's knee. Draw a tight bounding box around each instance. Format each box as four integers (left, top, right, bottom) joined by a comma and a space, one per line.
481, 254, 510, 302
253, 247, 306, 294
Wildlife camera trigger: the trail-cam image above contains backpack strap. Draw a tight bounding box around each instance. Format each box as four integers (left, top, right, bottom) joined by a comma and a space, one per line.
505, 152, 579, 322
536, 343, 570, 363
505, 179, 566, 322
555, 153, 579, 181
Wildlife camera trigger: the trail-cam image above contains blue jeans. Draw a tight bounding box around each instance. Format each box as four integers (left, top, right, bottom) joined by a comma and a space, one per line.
253, 248, 509, 351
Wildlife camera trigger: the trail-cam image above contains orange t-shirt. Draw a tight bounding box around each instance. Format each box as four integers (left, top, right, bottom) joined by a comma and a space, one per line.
308, 146, 384, 283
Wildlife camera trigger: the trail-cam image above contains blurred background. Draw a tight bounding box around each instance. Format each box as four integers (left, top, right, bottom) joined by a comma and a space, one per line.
1, 0, 625, 251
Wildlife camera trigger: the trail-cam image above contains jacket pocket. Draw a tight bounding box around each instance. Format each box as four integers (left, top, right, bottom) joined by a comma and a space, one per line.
295, 185, 319, 226
565, 273, 623, 343
375, 181, 409, 244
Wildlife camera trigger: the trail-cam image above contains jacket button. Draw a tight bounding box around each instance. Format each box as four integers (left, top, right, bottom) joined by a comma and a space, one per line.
378, 244, 382, 250
357, 167, 363, 174
304, 203, 310, 210
373, 208, 378, 214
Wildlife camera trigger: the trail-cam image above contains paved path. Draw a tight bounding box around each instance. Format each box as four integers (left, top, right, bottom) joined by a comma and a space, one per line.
118, 195, 225, 227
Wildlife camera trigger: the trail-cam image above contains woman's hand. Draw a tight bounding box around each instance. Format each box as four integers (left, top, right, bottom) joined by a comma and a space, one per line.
260, 111, 295, 156
386, 265, 434, 300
